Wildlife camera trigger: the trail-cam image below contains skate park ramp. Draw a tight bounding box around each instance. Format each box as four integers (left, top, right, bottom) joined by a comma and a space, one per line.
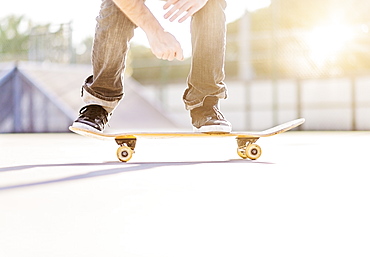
0, 62, 181, 133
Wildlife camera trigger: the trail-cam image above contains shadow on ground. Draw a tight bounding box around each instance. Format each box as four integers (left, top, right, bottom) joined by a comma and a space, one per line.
0, 160, 274, 191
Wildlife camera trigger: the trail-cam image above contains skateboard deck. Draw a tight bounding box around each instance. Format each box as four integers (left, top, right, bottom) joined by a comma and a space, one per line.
69, 118, 305, 162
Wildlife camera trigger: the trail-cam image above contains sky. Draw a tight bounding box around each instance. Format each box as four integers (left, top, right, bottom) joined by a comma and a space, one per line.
1, 0, 271, 55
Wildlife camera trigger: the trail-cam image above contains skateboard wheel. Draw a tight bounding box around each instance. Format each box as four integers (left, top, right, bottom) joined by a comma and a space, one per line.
245, 144, 262, 160
116, 146, 133, 162
237, 147, 248, 159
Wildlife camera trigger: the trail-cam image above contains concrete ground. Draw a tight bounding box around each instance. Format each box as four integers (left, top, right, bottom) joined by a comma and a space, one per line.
1, 131, 370, 257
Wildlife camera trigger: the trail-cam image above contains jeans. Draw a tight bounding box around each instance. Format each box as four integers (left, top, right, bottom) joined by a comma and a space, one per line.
82, 0, 228, 113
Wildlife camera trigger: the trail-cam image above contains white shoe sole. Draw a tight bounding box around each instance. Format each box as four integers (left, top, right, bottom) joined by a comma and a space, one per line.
193, 124, 232, 133
71, 122, 103, 134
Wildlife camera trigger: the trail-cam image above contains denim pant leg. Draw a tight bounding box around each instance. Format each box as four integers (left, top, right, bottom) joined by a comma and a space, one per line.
82, 0, 136, 113
183, 0, 228, 110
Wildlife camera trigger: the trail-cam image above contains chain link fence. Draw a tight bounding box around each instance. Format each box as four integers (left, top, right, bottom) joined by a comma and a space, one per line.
28, 22, 74, 63
0, 16, 91, 64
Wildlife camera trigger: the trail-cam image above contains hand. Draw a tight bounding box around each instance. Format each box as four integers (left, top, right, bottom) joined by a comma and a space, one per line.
163, 0, 208, 23
146, 30, 184, 61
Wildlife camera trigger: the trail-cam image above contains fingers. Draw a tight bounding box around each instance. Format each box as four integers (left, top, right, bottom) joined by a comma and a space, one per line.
166, 3, 193, 22
150, 39, 184, 61
164, 0, 191, 22
175, 49, 184, 61
145, 18, 185, 61
164, 0, 201, 23
178, 11, 192, 23
163, 0, 177, 10
158, 49, 184, 61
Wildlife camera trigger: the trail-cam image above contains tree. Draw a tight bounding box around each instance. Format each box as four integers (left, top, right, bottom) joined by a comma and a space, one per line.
0, 15, 32, 61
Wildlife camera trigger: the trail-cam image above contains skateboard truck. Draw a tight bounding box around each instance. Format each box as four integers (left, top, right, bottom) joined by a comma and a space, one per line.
236, 137, 262, 160
115, 137, 137, 162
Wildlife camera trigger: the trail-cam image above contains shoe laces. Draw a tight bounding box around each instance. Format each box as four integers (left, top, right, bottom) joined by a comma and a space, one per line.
80, 105, 109, 124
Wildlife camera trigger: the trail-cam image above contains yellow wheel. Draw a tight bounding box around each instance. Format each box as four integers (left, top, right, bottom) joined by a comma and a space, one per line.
116, 146, 133, 162
245, 144, 262, 160
237, 147, 247, 159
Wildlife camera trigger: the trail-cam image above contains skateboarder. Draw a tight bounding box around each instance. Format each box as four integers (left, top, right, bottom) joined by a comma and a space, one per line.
72, 0, 232, 133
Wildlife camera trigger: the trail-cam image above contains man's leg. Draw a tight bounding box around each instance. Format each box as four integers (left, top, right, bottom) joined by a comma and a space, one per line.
184, 0, 231, 132
73, 0, 136, 132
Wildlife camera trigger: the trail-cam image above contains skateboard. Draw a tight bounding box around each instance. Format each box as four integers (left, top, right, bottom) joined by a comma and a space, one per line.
69, 118, 305, 162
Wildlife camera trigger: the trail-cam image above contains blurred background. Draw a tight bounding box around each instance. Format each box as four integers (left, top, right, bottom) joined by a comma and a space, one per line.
1, 0, 370, 132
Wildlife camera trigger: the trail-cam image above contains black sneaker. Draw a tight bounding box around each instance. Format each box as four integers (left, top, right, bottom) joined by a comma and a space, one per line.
190, 96, 232, 133
72, 105, 109, 132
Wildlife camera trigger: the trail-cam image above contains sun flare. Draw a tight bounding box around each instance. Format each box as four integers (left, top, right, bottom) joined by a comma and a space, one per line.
306, 23, 354, 66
